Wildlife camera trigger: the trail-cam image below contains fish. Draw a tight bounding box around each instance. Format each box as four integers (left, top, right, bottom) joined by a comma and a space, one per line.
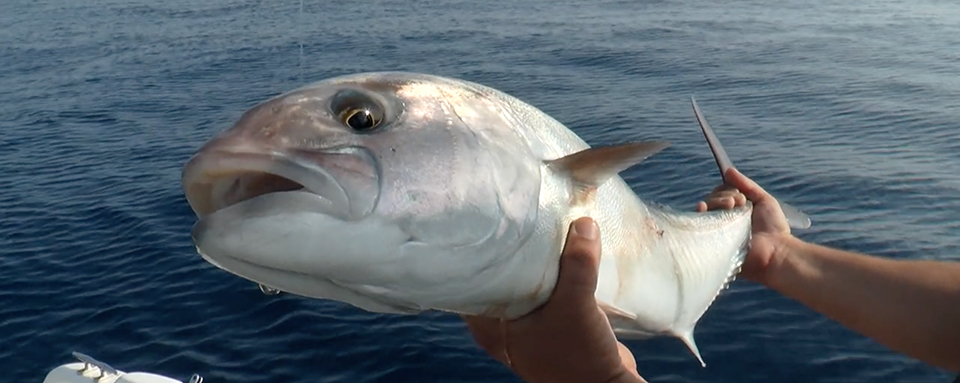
182, 72, 811, 367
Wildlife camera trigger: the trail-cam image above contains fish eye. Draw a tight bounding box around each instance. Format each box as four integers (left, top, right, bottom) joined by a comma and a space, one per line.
330, 89, 386, 133
341, 108, 380, 131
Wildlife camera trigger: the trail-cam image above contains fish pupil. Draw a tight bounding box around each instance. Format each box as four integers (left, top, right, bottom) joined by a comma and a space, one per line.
346, 109, 377, 131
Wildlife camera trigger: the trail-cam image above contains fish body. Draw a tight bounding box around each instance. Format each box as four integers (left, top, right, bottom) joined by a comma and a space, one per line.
183, 72, 757, 366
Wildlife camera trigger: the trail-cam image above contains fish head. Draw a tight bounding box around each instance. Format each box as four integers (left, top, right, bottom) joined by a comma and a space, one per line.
182, 72, 544, 314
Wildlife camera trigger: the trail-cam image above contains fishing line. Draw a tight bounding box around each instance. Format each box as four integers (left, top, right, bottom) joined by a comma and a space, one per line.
298, 0, 304, 83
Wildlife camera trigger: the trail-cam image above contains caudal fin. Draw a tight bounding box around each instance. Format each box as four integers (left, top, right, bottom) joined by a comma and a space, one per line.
690, 96, 812, 229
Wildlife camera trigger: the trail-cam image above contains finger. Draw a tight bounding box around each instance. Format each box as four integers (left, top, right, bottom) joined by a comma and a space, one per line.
723, 168, 774, 204
616, 342, 649, 383
701, 185, 743, 211
550, 217, 602, 302
711, 183, 738, 194
734, 192, 747, 206
462, 315, 502, 349
461, 315, 510, 364
705, 197, 736, 211
710, 189, 744, 199
617, 342, 638, 373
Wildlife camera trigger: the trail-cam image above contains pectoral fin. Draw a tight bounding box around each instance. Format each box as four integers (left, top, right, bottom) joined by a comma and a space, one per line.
690, 96, 812, 229
547, 141, 669, 203
598, 301, 638, 320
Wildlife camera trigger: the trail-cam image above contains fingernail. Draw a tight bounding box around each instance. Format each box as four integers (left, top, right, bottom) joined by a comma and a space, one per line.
572, 218, 599, 240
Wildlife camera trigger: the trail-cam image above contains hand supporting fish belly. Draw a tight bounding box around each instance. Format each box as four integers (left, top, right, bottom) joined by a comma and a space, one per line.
182, 72, 810, 367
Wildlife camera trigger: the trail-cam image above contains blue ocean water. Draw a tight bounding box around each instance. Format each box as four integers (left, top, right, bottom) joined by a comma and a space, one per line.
2, 0, 959, 382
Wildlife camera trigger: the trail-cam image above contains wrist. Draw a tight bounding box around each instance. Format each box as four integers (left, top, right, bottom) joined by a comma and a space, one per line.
760, 233, 803, 290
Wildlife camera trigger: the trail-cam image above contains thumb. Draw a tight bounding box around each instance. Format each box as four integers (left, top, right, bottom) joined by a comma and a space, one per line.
550, 217, 603, 302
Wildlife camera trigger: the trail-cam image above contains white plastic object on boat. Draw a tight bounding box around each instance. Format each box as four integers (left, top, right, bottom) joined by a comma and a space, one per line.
41, 352, 203, 383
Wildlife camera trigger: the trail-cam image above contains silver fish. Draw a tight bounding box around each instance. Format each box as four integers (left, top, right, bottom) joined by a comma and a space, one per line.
182, 72, 810, 366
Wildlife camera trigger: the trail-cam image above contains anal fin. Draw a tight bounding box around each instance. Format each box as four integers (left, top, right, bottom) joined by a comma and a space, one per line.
675, 328, 706, 368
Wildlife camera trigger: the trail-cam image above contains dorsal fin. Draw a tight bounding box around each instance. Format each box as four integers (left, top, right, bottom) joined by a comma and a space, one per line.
547, 141, 669, 203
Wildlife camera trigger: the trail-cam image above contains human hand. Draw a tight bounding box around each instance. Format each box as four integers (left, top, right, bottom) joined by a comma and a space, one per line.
462, 217, 646, 383
695, 168, 793, 285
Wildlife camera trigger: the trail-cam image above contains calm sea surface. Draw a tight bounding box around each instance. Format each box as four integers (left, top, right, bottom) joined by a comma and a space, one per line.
2, 0, 959, 382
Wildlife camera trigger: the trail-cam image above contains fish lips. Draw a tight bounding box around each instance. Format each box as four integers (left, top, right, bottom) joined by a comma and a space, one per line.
183, 145, 381, 221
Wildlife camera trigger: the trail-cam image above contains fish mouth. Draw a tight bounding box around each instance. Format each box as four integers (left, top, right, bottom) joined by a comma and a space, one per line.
182, 145, 388, 300
181, 146, 381, 222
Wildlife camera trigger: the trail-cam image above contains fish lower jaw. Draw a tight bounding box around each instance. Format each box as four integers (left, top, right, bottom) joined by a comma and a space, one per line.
194, 248, 424, 314
195, 245, 552, 319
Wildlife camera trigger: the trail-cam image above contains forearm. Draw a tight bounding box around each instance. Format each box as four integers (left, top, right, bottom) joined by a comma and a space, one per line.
767, 235, 960, 372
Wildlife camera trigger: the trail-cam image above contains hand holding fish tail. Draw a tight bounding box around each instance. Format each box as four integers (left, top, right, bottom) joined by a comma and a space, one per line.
698, 169, 960, 372
696, 167, 792, 285
462, 217, 646, 383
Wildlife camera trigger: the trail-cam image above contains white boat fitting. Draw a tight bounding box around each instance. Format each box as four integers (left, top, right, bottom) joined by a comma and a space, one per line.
42, 352, 203, 383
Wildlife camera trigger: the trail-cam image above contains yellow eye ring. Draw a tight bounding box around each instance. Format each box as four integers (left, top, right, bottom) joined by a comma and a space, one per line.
341, 108, 380, 131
